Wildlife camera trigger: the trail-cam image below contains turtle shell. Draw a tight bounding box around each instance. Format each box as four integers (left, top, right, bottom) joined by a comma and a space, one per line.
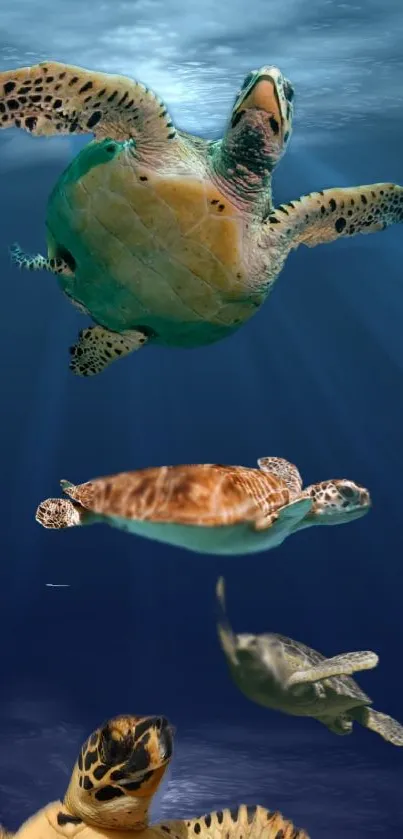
46, 147, 265, 347
62, 464, 311, 555
64, 464, 290, 525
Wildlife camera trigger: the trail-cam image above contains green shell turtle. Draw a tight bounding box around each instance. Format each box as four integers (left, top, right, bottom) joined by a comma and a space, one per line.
35, 456, 370, 555
216, 577, 403, 746
1, 61, 403, 375
0, 713, 309, 839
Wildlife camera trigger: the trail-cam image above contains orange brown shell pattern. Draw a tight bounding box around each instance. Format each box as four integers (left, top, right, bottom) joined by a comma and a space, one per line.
64, 464, 291, 526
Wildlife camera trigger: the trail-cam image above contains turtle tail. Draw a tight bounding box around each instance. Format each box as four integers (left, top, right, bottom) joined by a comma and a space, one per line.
216, 577, 238, 665
35, 497, 83, 530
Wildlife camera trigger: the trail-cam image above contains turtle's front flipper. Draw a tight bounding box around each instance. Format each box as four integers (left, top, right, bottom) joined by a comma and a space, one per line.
69, 325, 148, 377
351, 706, 403, 746
265, 183, 403, 250
164, 805, 309, 839
285, 650, 379, 688
10, 243, 73, 276
0, 62, 177, 153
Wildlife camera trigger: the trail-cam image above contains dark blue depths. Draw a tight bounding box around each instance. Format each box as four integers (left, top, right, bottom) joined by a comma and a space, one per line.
0, 79, 402, 839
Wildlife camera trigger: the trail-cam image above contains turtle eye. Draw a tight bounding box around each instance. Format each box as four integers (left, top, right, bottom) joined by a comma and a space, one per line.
284, 81, 294, 103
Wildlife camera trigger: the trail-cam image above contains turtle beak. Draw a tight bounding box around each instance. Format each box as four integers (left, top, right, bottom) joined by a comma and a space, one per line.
231, 69, 282, 134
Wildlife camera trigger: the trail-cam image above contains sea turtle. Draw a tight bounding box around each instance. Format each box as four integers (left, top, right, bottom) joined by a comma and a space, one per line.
35, 456, 370, 555
216, 577, 403, 746
1, 61, 403, 376
0, 713, 309, 839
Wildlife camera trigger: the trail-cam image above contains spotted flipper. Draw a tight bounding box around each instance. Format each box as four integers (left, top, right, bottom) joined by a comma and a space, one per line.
351, 706, 403, 746
0, 61, 177, 150
257, 456, 302, 496
10, 243, 72, 276
69, 325, 148, 377
266, 183, 403, 249
164, 805, 309, 839
35, 498, 84, 529
285, 650, 379, 688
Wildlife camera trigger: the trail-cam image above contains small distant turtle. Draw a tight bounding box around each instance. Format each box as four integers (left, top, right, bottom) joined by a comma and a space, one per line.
1, 61, 402, 376
216, 577, 403, 746
0, 713, 309, 839
35, 456, 370, 555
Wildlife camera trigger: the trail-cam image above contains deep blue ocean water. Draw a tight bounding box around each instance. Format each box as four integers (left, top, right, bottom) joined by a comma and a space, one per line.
0, 1, 402, 836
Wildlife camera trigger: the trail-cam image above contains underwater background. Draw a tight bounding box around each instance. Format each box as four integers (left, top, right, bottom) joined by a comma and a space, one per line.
0, 0, 402, 835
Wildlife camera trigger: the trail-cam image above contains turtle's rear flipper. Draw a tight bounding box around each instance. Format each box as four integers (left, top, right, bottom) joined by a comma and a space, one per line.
69, 325, 148, 377
351, 706, 403, 746
35, 498, 83, 530
10, 243, 73, 276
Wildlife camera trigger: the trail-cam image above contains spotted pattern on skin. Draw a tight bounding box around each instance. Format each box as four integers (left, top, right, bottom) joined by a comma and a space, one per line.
61, 720, 310, 834
10, 243, 72, 276
257, 457, 302, 498
64, 715, 173, 830
0, 61, 177, 149
35, 497, 82, 529
302, 479, 371, 518
171, 805, 309, 839
265, 183, 403, 252
68, 325, 148, 376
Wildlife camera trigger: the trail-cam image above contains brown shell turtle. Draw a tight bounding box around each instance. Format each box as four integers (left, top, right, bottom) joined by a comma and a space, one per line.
0, 713, 309, 839
35, 456, 371, 555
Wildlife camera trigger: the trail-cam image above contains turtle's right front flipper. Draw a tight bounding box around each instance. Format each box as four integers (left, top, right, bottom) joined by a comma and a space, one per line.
0, 61, 177, 153
264, 183, 403, 251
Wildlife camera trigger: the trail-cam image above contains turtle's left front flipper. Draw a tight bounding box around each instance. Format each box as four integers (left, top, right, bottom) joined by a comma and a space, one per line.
163, 805, 309, 839
285, 650, 379, 688
267, 183, 403, 249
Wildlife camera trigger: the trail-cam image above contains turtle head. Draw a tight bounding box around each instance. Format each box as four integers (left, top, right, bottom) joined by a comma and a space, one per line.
224, 632, 288, 697
224, 66, 294, 178
64, 714, 174, 830
302, 479, 371, 526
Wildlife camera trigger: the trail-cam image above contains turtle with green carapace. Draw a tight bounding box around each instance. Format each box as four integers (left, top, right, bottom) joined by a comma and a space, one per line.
216, 577, 403, 746
1, 61, 402, 375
